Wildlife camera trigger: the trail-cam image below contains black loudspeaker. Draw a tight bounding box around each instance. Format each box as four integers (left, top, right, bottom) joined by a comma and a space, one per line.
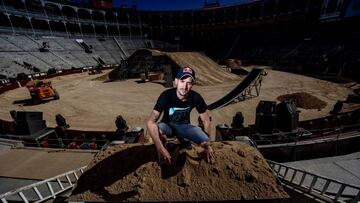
232, 112, 244, 129
16, 111, 43, 121
276, 100, 299, 132
55, 114, 69, 128
15, 120, 46, 135
216, 124, 232, 141
255, 101, 277, 134
330, 101, 343, 114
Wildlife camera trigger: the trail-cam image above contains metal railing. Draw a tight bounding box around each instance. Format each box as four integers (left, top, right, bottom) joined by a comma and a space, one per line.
0, 166, 87, 203
268, 160, 360, 203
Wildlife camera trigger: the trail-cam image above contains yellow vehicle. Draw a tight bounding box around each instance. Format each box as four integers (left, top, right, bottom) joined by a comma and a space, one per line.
26, 80, 59, 102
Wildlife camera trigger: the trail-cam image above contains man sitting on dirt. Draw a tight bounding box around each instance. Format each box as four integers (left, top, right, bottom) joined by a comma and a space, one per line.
147, 66, 214, 164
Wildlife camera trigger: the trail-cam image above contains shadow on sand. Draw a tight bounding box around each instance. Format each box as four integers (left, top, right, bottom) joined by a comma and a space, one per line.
71, 144, 186, 201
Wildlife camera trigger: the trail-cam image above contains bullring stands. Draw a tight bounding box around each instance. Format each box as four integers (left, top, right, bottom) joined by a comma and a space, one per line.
0, 34, 166, 78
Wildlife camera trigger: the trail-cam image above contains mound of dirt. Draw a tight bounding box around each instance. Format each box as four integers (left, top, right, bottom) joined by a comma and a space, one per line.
277, 92, 327, 110
166, 52, 240, 86
106, 50, 240, 86
92, 73, 109, 81
69, 142, 288, 202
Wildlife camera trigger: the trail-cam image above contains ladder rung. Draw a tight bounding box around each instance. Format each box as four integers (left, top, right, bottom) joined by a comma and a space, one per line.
290, 170, 297, 183
335, 184, 346, 201
276, 165, 282, 175
299, 172, 307, 186
73, 172, 79, 180
321, 180, 331, 195
309, 176, 318, 192
283, 167, 289, 179
66, 175, 73, 186
57, 178, 65, 190
1, 198, 8, 203
46, 182, 55, 197
18, 192, 29, 203
33, 186, 43, 200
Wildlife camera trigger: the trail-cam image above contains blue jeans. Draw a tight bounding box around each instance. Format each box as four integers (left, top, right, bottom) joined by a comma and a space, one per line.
158, 122, 209, 144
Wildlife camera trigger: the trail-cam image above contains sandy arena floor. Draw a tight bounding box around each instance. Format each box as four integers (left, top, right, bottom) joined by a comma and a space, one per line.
0, 68, 356, 139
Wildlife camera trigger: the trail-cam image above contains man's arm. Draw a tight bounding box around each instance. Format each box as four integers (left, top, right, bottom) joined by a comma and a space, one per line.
199, 110, 211, 138
199, 110, 215, 163
146, 110, 171, 164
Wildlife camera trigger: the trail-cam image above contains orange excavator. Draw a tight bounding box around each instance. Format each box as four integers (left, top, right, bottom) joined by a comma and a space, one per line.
26, 80, 59, 102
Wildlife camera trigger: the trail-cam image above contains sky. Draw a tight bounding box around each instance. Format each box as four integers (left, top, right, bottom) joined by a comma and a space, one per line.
113, 0, 249, 10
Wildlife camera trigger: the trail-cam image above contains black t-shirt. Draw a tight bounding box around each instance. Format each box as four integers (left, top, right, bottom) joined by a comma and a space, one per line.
154, 88, 207, 124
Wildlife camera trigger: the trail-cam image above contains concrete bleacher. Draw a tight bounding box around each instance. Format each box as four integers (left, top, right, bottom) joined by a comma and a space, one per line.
150, 40, 177, 50
0, 33, 162, 78
132, 39, 146, 49
120, 40, 137, 54
99, 39, 124, 63
113, 38, 130, 58
52, 38, 82, 51
15, 52, 52, 72
84, 38, 105, 50
84, 38, 120, 64
0, 36, 22, 51
32, 37, 65, 51
30, 52, 69, 70
3, 35, 39, 51
54, 51, 85, 68
0, 58, 32, 78
71, 52, 98, 66
93, 51, 117, 64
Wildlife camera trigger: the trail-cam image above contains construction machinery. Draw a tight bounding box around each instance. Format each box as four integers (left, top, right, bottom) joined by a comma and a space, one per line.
88, 68, 103, 75
26, 80, 59, 102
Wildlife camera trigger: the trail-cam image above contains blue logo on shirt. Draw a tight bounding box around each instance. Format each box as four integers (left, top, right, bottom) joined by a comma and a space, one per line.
169, 107, 191, 123
169, 107, 190, 115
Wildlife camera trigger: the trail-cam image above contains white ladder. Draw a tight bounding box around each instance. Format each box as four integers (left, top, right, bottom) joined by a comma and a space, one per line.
0, 166, 86, 203
268, 160, 360, 203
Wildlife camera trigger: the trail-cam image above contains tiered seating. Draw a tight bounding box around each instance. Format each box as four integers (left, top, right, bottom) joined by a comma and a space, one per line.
84, 38, 119, 64
54, 51, 85, 68
52, 38, 82, 51
93, 51, 117, 64
0, 33, 175, 78
3, 35, 39, 51
30, 52, 69, 70
71, 52, 98, 66
0, 58, 31, 78
16, 52, 52, 72
120, 39, 137, 54
100, 39, 124, 63
0, 36, 21, 51
34, 37, 65, 51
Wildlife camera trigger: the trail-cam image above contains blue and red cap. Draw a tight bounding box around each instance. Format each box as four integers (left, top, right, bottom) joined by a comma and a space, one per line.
176, 66, 196, 81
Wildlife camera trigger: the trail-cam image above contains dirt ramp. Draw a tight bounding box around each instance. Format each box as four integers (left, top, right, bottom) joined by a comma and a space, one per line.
277, 92, 327, 110
166, 52, 240, 86
106, 50, 239, 85
69, 142, 288, 202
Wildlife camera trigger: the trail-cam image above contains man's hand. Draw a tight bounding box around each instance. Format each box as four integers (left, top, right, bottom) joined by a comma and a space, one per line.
159, 147, 172, 165
204, 145, 215, 164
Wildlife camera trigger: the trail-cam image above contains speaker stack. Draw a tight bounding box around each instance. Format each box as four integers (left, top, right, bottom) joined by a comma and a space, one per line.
276, 100, 299, 132
15, 111, 46, 135
255, 101, 277, 134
